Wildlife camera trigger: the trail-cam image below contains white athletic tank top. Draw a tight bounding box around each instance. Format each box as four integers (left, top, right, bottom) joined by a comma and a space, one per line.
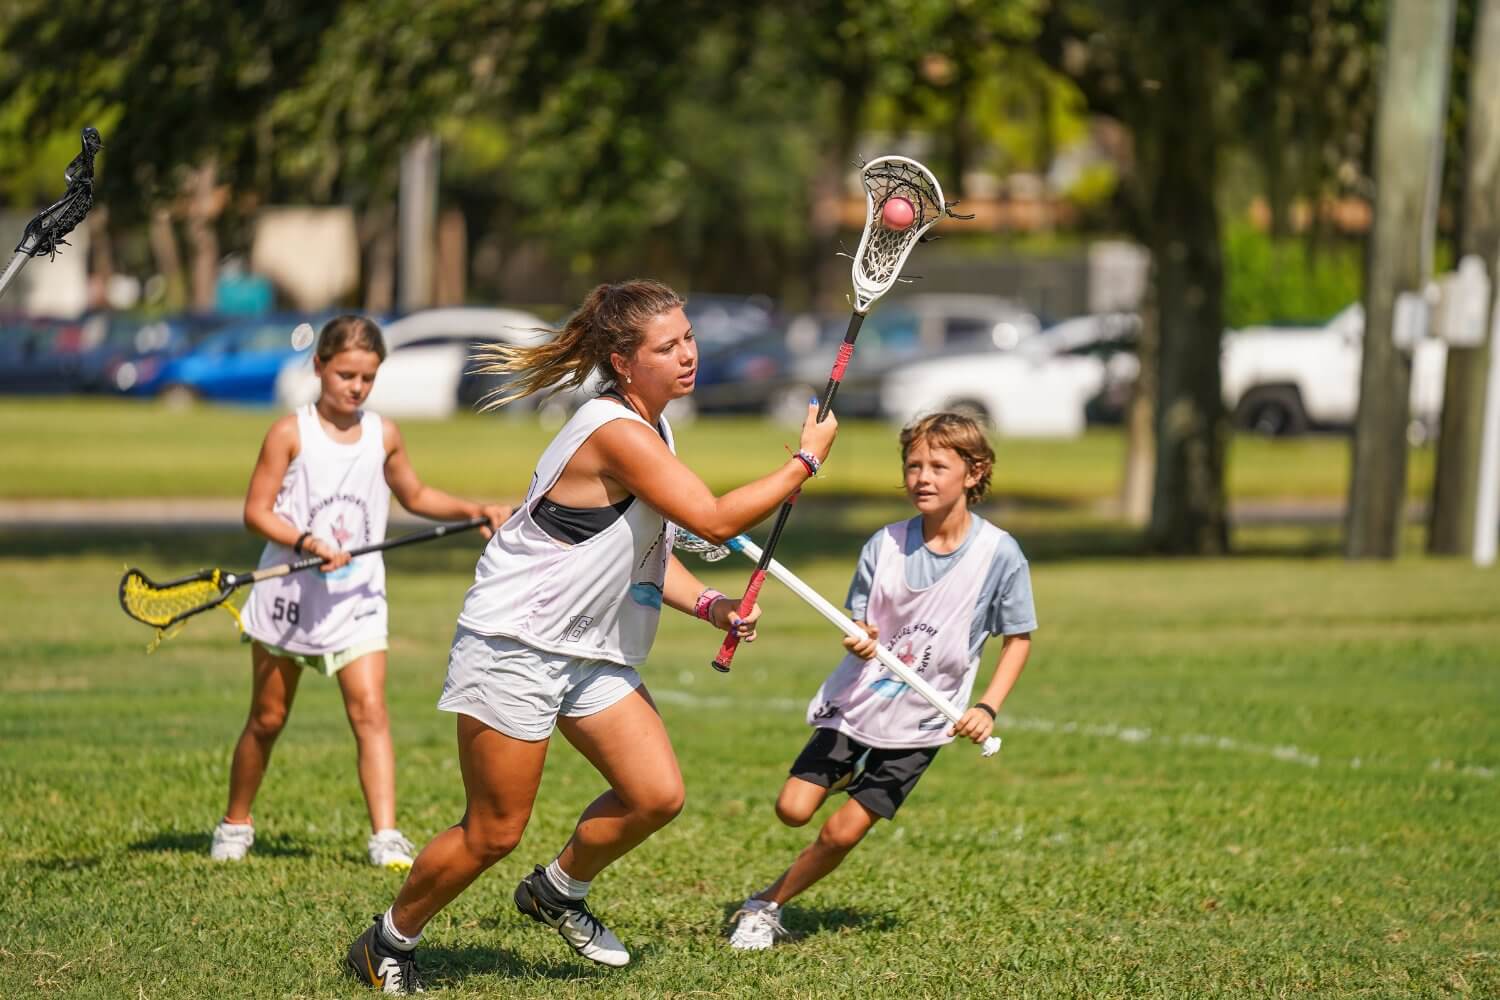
240, 404, 391, 654
807, 518, 1002, 749
457, 397, 676, 665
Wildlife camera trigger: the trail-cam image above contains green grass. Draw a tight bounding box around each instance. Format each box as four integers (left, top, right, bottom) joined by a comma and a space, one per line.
0, 398, 1435, 503
2, 521, 1496, 998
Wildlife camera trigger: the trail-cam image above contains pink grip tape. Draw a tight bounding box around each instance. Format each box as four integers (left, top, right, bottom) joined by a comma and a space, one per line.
712, 569, 767, 671
829, 342, 855, 382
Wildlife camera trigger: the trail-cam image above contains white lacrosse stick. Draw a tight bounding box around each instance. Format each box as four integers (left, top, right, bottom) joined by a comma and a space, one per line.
712, 155, 970, 674
677, 530, 1000, 757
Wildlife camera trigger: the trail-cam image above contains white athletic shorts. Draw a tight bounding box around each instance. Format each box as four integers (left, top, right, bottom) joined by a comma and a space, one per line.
437, 625, 643, 741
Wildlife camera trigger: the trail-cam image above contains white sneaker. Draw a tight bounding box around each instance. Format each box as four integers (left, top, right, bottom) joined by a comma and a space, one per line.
210, 820, 254, 862
368, 829, 416, 870
728, 898, 789, 950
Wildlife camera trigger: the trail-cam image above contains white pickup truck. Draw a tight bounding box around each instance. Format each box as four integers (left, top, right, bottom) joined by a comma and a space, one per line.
1221, 304, 1448, 437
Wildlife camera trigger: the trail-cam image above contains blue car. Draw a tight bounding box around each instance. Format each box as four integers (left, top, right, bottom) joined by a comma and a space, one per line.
140, 313, 331, 404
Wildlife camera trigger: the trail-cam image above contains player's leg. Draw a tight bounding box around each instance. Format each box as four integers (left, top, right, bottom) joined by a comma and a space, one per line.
509, 676, 680, 968
730, 742, 937, 950
215, 642, 303, 860
775, 728, 863, 826
349, 712, 549, 993
389, 713, 549, 930
335, 649, 414, 868
761, 796, 881, 906
553, 682, 685, 878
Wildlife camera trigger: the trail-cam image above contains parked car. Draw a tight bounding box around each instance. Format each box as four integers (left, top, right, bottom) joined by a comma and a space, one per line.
878, 347, 1107, 438
0, 314, 89, 393
682, 293, 781, 352
276, 307, 549, 418
767, 296, 1042, 422
1019, 312, 1141, 424
101, 312, 230, 394
146, 313, 334, 404
1221, 304, 1447, 436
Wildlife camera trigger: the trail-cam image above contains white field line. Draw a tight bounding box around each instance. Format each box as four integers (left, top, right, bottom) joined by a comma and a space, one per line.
650, 687, 1496, 781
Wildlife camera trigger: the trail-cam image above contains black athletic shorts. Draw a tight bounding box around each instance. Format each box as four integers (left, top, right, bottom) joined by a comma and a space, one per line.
789, 728, 941, 820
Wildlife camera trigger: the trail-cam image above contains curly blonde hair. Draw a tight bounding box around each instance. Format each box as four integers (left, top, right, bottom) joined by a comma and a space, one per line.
899, 412, 995, 505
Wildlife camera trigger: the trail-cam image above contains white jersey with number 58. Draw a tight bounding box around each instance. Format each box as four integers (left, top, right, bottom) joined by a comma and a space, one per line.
241, 404, 391, 654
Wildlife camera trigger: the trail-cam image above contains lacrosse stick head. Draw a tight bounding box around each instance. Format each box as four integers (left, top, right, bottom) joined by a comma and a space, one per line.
982, 736, 1001, 757
119, 567, 233, 629
850, 156, 952, 313
671, 529, 733, 563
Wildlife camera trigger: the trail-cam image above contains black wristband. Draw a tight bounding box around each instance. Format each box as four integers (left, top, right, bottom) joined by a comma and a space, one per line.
294, 531, 312, 555
975, 702, 997, 720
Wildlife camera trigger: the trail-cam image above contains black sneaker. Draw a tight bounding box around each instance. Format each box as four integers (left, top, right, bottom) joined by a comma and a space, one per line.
513, 865, 630, 967
346, 914, 425, 994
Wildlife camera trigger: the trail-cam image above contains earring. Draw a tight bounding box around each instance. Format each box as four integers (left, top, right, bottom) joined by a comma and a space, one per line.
624, 374, 631, 384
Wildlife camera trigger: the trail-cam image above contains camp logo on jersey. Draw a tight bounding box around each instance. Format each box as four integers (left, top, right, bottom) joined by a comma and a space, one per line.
308, 493, 373, 581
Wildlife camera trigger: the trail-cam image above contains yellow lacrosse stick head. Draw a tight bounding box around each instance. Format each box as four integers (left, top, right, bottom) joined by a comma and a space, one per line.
119, 567, 244, 651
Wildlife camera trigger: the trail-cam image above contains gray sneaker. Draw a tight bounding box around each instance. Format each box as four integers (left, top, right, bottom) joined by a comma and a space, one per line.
513, 865, 630, 967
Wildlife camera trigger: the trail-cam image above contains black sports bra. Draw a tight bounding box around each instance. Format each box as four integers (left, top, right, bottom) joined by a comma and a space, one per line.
532, 392, 665, 544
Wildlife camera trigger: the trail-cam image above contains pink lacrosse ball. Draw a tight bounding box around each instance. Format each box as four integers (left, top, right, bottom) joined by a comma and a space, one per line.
882, 196, 916, 230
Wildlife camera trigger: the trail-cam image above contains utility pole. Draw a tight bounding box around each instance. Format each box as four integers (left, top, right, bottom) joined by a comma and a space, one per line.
398, 135, 439, 313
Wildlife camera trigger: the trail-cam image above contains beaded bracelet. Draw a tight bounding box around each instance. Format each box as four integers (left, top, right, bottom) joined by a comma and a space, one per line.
793, 449, 821, 477
695, 588, 727, 622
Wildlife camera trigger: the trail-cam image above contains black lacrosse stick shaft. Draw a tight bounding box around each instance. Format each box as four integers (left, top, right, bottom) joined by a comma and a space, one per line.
817, 311, 865, 421
712, 309, 867, 672
227, 515, 491, 586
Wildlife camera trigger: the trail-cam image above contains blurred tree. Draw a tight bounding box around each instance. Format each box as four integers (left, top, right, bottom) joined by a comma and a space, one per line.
1429, 0, 1499, 555
0, 0, 343, 307
1347, 0, 1456, 560
1036, 0, 1403, 554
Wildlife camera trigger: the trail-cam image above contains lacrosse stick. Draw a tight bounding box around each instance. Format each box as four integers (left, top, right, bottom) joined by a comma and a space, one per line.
712, 156, 970, 672
119, 515, 490, 643
677, 530, 998, 757
0, 127, 103, 302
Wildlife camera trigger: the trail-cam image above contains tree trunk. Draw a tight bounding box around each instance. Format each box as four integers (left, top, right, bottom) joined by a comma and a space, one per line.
147, 207, 188, 311
87, 205, 113, 310
435, 208, 468, 307
1429, 0, 1500, 554
185, 159, 222, 311
1346, 0, 1456, 559
1145, 46, 1229, 554
1121, 278, 1157, 526
362, 204, 397, 316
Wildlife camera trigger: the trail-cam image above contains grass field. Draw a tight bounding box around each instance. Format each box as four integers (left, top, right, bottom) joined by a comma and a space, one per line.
0, 398, 1436, 504
3, 513, 1496, 998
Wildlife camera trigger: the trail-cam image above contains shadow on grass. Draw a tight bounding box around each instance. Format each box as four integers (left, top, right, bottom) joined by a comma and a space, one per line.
417, 942, 623, 985
129, 829, 314, 859
718, 898, 902, 940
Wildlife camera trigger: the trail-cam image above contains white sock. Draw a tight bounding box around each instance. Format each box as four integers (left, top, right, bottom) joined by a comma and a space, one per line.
543, 859, 591, 901
380, 908, 421, 952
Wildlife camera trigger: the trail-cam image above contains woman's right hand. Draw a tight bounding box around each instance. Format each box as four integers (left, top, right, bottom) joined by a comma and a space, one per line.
798, 399, 839, 464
